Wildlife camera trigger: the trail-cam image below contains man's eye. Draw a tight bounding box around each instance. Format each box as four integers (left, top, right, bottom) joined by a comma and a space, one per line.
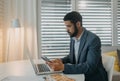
67, 26, 71, 27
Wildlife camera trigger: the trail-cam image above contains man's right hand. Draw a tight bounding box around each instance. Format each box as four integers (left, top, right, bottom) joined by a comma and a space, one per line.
46, 59, 64, 71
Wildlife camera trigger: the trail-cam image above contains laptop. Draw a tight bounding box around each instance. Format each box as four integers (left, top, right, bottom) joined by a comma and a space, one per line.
26, 48, 62, 75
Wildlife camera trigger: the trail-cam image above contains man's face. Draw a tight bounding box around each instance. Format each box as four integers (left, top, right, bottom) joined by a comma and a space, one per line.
64, 21, 78, 37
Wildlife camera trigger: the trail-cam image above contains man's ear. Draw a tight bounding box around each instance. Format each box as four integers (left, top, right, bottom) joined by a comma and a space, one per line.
76, 21, 81, 27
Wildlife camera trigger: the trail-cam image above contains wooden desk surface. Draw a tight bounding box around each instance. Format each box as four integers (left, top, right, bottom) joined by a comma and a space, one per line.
0, 60, 85, 81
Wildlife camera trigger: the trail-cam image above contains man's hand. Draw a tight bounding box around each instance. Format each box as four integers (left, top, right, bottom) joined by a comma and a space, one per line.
46, 59, 64, 71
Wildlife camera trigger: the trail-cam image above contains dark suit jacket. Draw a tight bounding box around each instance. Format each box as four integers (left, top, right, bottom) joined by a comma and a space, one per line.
61, 27, 108, 81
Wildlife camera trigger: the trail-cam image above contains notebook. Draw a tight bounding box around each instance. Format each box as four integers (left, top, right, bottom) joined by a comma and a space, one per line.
26, 48, 62, 75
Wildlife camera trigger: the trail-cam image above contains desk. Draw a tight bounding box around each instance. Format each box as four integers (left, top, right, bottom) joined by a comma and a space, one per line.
0, 60, 84, 81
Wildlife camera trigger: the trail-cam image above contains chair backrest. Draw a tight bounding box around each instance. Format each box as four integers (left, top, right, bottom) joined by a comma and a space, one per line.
102, 55, 115, 81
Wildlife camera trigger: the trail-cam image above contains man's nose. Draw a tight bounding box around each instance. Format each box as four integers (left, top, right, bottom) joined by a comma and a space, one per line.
67, 29, 70, 33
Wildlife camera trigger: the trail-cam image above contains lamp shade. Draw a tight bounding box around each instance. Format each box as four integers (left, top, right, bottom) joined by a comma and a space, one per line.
12, 19, 21, 28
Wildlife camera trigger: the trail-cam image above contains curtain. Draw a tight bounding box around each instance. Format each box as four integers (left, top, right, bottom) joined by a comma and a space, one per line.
2, 0, 38, 62
0, 0, 4, 62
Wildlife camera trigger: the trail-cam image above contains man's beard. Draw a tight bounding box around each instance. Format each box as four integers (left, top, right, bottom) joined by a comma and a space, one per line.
67, 25, 78, 37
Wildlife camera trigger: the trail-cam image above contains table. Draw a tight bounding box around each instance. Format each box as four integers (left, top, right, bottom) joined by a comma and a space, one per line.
0, 60, 84, 81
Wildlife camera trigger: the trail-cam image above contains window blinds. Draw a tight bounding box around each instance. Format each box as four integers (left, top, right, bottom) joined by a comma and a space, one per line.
40, 0, 113, 59
117, 0, 120, 45
41, 0, 71, 59
77, 0, 112, 45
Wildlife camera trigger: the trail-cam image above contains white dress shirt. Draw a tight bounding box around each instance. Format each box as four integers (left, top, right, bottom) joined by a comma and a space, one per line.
72, 30, 84, 63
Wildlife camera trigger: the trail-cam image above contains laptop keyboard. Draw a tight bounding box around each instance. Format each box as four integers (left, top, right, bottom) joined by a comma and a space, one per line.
37, 64, 50, 72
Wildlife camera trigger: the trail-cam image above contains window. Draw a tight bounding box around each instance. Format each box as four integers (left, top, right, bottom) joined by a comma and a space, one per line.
39, 0, 118, 58
40, 0, 71, 58
77, 0, 112, 45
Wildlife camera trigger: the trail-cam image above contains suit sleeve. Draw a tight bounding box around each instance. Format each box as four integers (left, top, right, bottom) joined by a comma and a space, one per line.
61, 55, 71, 63
61, 38, 74, 64
63, 36, 101, 75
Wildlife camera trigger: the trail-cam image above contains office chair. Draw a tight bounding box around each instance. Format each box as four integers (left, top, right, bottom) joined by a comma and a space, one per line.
102, 55, 115, 81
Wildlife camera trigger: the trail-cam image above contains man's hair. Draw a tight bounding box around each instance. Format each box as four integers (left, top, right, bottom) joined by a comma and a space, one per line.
63, 11, 82, 26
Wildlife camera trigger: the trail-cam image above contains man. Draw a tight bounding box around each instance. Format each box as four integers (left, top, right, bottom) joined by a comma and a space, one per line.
47, 11, 108, 81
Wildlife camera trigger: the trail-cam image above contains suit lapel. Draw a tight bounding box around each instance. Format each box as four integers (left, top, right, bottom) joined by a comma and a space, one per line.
77, 28, 88, 63
70, 39, 76, 64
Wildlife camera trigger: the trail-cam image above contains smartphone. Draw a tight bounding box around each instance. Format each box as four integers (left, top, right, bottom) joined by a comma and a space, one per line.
41, 56, 50, 62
